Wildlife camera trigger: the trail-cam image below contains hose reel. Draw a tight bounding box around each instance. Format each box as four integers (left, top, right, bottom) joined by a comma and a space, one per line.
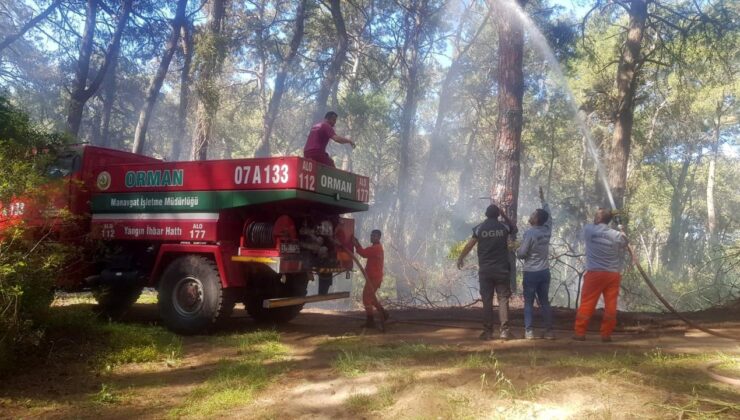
243, 215, 297, 248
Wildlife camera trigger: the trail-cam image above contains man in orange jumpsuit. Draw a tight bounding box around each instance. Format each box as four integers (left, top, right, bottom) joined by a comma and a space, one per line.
353, 230, 389, 331
573, 208, 628, 342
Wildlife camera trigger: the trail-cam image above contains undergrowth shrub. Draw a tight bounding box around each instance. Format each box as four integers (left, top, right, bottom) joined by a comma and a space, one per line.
0, 95, 71, 371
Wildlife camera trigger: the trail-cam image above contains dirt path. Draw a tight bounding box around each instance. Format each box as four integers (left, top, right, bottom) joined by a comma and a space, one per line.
1, 303, 738, 419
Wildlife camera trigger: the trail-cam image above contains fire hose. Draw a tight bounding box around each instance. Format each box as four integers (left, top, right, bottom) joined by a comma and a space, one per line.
336, 242, 370, 284
621, 230, 739, 341
340, 233, 739, 341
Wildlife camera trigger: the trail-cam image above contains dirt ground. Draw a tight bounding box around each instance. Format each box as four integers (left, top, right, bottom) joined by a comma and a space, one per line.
1, 300, 738, 419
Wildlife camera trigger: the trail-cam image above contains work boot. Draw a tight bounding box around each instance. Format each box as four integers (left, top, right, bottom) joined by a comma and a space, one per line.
479, 330, 493, 341
524, 329, 535, 340
542, 330, 556, 340
499, 329, 510, 340
572, 335, 585, 341
601, 336, 612, 343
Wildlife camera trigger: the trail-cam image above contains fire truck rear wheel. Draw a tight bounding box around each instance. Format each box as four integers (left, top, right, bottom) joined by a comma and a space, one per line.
158, 255, 235, 334
246, 271, 310, 324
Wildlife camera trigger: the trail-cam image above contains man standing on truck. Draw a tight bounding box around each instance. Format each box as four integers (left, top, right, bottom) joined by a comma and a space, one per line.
516, 187, 554, 340
457, 204, 517, 340
303, 111, 355, 167
573, 208, 628, 342
353, 230, 389, 331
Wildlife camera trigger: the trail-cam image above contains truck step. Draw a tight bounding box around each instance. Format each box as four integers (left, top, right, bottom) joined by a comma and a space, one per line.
263, 292, 350, 308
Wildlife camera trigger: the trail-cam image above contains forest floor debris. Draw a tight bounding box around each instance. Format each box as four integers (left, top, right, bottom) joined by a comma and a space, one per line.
0, 297, 738, 419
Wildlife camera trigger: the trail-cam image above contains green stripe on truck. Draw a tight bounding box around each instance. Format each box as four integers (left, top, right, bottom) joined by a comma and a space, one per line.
91, 189, 369, 213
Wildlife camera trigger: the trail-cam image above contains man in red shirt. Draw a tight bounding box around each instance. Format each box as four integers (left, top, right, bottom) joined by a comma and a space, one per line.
304, 111, 355, 167
353, 229, 389, 331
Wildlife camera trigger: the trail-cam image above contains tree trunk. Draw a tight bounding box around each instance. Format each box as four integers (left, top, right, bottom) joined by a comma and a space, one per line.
663, 152, 693, 271
491, 0, 526, 221
191, 0, 228, 161
707, 102, 722, 244
66, 0, 132, 137
311, 0, 348, 123
98, 51, 119, 147
606, 0, 647, 209
172, 22, 193, 161
132, 0, 188, 154
491, 0, 526, 292
342, 36, 365, 172
254, 1, 306, 157
0, 0, 63, 53
394, 1, 430, 300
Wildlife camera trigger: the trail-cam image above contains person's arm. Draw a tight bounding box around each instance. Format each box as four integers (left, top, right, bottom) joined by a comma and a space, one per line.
499, 211, 517, 236
516, 232, 533, 259
456, 237, 478, 270
352, 236, 368, 258
331, 134, 355, 148
606, 228, 628, 247
539, 187, 552, 232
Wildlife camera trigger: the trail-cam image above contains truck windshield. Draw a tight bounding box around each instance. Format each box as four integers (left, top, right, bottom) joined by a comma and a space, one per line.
46, 151, 82, 179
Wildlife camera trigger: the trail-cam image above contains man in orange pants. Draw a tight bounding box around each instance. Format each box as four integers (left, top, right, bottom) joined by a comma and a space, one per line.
353, 230, 389, 331
574, 208, 628, 342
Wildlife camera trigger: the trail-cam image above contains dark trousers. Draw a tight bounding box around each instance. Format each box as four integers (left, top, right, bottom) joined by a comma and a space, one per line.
304, 150, 336, 167
318, 273, 333, 295
523, 269, 553, 331
479, 272, 511, 332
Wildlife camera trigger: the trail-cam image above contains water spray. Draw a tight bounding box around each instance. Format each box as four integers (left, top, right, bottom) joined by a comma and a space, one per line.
501, 0, 617, 210
497, 0, 737, 341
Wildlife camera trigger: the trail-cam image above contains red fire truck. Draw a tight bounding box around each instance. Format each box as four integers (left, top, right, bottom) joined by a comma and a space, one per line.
5, 145, 369, 334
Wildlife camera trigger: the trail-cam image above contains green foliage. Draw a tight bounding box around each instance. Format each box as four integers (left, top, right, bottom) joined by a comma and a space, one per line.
91, 384, 120, 405
448, 239, 470, 260
0, 96, 73, 371
0, 96, 68, 197
37, 305, 183, 370
97, 323, 183, 367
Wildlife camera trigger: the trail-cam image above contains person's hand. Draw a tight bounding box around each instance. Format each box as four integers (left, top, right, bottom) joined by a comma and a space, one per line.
349, 140, 356, 149
619, 231, 629, 244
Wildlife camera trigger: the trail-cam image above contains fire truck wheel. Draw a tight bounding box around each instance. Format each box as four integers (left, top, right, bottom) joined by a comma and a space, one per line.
246, 271, 310, 324
158, 255, 235, 334
93, 285, 143, 320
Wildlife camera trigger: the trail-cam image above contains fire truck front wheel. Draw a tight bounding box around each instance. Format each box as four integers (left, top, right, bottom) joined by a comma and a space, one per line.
158, 255, 235, 334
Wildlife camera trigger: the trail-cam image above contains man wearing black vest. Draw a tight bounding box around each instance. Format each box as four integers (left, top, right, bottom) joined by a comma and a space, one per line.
457, 204, 517, 340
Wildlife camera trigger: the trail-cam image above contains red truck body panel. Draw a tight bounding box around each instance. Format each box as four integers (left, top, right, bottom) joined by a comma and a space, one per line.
2, 145, 369, 292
